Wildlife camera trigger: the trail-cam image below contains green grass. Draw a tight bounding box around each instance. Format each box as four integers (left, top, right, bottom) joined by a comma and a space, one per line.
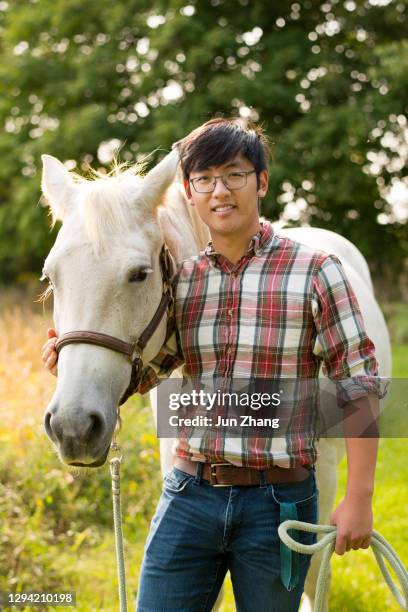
382, 303, 408, 346
0, 397, 163, 611
330, 438, 408, 612
391, 344, 408, 377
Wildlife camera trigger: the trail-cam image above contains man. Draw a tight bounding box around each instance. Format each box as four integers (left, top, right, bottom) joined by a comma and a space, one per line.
43, 118, 382, 611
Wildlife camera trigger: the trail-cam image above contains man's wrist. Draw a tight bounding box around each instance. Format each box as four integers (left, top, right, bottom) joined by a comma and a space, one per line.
345, 486, 374, 501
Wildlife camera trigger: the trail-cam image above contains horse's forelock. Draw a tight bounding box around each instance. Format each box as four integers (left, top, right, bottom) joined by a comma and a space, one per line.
75, 168, 156, 255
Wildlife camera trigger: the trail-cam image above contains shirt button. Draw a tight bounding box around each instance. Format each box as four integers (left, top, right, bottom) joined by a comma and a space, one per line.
228, 309, 233, 316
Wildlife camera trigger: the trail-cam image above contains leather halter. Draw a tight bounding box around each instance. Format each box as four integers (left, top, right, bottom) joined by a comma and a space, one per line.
55, 245, 175, 405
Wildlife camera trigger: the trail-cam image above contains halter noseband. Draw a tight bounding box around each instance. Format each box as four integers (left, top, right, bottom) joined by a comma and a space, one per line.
54, 245, 175, 405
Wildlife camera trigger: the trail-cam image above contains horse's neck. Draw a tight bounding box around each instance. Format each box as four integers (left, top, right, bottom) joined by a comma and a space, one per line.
158, 182, 210, 262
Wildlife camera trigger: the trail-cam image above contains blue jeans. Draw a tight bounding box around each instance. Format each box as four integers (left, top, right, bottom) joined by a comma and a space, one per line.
136, 466, 318, 612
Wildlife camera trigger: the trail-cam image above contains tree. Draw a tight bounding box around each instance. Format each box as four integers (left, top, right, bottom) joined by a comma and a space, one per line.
0, 0, 407, 284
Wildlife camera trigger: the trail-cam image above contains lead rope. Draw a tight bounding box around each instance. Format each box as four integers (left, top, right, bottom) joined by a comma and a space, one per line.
278, 520, 408, 611
109, 436, 128, 612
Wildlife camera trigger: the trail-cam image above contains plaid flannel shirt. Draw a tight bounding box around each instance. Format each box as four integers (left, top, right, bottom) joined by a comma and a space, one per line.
138, 221, 382, 467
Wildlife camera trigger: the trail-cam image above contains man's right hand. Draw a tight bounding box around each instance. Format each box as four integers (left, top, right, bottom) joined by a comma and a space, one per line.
42, 328, 58, 376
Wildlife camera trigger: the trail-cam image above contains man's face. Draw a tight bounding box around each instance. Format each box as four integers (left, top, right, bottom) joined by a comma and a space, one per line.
185, 153, 268, 241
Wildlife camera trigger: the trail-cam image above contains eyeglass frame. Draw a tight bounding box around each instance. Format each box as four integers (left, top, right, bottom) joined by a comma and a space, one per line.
189, 169, 257, 193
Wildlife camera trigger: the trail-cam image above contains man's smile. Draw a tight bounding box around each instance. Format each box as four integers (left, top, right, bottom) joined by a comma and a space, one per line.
211, 204, 236, 214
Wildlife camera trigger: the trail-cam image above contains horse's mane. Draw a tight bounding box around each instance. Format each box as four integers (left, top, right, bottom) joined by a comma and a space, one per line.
58, 160, 209, 259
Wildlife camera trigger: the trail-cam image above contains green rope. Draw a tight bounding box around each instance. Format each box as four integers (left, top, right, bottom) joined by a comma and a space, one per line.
278, 520, 408, 611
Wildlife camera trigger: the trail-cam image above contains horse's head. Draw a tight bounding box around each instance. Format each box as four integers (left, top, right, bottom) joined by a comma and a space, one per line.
41, 151, 179, 467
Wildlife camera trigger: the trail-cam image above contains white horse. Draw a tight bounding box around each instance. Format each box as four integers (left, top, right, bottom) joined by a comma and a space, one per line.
41, 150, 391, 611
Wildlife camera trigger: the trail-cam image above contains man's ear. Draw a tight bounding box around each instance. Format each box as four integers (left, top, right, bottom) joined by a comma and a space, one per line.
184, 179, 193, 200
257, 170, 268, 198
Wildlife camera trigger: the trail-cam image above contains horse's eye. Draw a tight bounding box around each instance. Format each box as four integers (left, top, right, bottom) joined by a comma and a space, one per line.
129, 268, 151, 283
40, 273, 53, 286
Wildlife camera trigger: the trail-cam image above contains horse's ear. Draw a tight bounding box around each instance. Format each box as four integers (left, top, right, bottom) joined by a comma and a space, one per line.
140, 149, 180, 210
41, 155, 76, 222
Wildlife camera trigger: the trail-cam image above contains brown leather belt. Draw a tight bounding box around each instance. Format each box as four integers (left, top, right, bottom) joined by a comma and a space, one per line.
174, 457, 311, 487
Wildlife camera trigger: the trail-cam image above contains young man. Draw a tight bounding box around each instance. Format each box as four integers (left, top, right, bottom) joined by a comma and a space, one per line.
43, 118, 381, 611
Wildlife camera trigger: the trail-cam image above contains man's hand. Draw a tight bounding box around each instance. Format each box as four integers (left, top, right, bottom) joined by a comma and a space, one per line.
41, 328, 58, 376
330, 493, 373, 555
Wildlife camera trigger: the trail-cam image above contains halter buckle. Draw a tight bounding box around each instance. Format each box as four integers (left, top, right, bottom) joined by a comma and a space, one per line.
131, 346, 143, 362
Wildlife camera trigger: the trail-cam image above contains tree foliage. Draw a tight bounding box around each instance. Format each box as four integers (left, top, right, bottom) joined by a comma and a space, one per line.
0, 0, 407, 283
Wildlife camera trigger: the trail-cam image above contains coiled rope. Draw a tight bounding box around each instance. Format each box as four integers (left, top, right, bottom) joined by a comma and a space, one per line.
278, 520, 408, 611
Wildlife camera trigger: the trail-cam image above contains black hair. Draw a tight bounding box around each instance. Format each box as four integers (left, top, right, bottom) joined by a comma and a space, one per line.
178, 117, 270, 183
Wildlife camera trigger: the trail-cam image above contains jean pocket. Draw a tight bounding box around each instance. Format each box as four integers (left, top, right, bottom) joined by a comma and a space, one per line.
163, 467, 194, 494
271, 472, 318, 508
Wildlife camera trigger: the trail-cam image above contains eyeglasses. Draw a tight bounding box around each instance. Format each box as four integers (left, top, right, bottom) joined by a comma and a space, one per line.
189, 170, 256, 193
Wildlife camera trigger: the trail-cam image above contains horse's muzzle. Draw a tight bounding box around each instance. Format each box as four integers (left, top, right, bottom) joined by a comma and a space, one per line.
44, 401, 114, 467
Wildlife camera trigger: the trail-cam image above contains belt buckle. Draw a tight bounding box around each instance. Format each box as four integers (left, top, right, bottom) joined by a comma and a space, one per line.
210, 463, 233, 487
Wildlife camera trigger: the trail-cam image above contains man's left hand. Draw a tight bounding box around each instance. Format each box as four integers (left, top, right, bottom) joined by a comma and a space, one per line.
330, 494, 373, 555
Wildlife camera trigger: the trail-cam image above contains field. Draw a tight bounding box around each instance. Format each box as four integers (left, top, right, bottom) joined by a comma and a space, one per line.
0, 298, 407, 611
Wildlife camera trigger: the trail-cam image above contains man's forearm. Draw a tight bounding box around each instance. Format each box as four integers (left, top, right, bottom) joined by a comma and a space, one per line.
343, 395, 380, 498
330, 395, 379, 554
345, 436, 378, 499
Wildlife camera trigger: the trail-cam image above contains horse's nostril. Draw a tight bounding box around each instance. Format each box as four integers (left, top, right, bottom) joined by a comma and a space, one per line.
44, 411, 53, 439
84, 412, 105, 443
45, 410, 63, 442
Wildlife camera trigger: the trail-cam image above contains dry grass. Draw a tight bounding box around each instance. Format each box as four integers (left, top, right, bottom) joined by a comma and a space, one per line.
0, 300, 55, 451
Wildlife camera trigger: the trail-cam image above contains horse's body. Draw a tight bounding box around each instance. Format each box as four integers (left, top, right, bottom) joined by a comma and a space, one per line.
41, 152, 391, 610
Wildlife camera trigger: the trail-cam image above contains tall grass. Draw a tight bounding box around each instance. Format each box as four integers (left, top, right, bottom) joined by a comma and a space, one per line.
1, 301, 407, 611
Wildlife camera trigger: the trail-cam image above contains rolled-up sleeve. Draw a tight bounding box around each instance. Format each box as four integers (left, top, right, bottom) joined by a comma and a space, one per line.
312, 255, 386, 407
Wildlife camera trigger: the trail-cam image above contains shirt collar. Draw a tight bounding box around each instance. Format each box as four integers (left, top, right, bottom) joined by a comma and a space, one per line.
204, 221, 274, 265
